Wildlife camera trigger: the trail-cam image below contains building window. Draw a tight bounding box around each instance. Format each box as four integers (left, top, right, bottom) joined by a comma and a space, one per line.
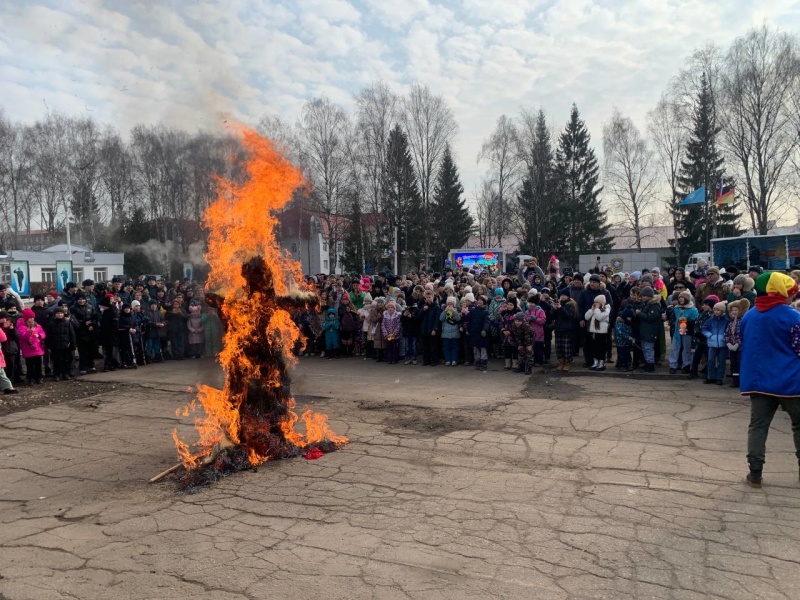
93, 268, 108, 282
72, 270, 82, 283
322, 242, 328, 252
323, 260, 329, 271
41, 267, 56, 283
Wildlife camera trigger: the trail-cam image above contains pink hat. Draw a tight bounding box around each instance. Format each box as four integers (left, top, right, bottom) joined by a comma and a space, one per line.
21, 308, 36, 320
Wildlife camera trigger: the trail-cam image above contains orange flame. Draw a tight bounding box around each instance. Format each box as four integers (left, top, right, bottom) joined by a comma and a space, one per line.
172, 127, 347, 470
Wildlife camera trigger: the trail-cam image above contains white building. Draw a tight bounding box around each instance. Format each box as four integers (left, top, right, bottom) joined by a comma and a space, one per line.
0, 244, 125, 292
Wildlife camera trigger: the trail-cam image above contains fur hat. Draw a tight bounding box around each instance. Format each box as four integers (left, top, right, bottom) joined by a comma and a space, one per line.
679, 290, 693, 304
713, 301, 727, 312
728, 298, 750, 314
464, 292, 475, 303
594, 295, 606, 306
707, 266, 720, 275
641, 286, 655, 298
733, 274, 755, 293
463, 286, 473, 294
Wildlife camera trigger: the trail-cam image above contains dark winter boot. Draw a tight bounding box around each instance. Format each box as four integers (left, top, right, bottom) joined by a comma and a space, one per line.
731, 375, 740, 388
746, 470, 763, 488
524, 361, 532, 375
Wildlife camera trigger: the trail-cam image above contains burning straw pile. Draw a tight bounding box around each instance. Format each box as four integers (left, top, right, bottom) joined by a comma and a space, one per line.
161, 128, 347, 487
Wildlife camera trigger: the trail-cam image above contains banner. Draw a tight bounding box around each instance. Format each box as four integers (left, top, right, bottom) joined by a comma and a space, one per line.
56, 260, 73, 292
9, 260, 30, 296
182, 262, 194, 281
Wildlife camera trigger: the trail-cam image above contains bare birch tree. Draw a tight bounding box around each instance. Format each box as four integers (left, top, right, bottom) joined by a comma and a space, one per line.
401, 83, 457, 264
297, 96, 353, 272
719, 26, 800, 234
477, 115, 522, 247
603, 109, 658, 250
647, 96, 686, 249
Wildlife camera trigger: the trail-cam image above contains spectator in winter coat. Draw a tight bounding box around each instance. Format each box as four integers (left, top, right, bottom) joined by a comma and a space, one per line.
46, 306, 76, 380
636, 287, 663, 373
439, 297, 461, 366
689, 296, 717, 380
165, 301, 188, 360
144, 299, 166, 362
511, 312, 534, 374
584, 295, 611, 371
322, 307, 341, 359
419, 291, 441, 366
0, 324, 19, 394
524, 293, 547, 366
186, 304, 205, 359
18, 309, 46, 384
117, 304, 138, 368
578, 275, 613, 367
368, 297, 387, 362
669, 291, 698, 374
725, 298, 748, 388
99, 296, 119, 371
381, 301, 402, 364
702, 302, 729, 385
0, 309, 21, 385
400, 301, 420, 364
467, 296, 491, 371
614, 306, 635, 372
70, 293, 98, 375
739, 272, 800, 488
553, 292, 579, 371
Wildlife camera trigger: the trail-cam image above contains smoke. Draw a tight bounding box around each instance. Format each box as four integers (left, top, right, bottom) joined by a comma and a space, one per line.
124, 239, 207, 276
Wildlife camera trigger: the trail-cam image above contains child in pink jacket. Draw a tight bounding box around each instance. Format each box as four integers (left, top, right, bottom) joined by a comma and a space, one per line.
525, 293, 547, 366
0, 320, 19, 394
18, 308, 46, 384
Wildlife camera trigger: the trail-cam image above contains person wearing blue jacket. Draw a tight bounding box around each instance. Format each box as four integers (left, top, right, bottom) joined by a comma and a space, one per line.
669, 290, 699, 374
740, 272, 800, 488
702, 302, 729, 385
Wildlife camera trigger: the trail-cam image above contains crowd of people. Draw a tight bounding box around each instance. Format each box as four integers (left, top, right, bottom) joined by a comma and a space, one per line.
2, 255, 800, 396
0, 277, 223, 394
295, 256, 800, 384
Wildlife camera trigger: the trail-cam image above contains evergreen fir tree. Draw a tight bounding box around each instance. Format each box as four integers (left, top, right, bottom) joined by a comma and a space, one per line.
553, 104, 613, 267
431, 145, 473, 266
341, 194, 368, 274
383, 125, 423, 273
518, 110, 564, 259
674, 73, 740, 264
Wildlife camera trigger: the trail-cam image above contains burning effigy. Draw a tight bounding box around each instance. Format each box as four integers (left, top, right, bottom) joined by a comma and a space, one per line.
162, 128, 347, 487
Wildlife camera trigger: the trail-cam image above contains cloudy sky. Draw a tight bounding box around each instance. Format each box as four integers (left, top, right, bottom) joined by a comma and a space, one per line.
1, 0, 799, 197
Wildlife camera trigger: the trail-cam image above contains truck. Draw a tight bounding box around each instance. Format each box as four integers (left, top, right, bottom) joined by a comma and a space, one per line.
684, 252, 711, 276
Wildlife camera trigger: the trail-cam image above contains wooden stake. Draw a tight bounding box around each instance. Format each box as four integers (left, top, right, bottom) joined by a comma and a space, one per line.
149, 463, 182, 483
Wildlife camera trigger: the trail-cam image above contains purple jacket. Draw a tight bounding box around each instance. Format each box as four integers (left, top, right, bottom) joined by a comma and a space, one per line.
381, 311, 402, 338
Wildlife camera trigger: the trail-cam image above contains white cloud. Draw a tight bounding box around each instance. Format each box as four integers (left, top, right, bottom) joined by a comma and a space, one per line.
1, 0, 799, 199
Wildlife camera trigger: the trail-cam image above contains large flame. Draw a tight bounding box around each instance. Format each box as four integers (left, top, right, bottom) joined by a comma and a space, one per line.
172, 127, 347, 472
